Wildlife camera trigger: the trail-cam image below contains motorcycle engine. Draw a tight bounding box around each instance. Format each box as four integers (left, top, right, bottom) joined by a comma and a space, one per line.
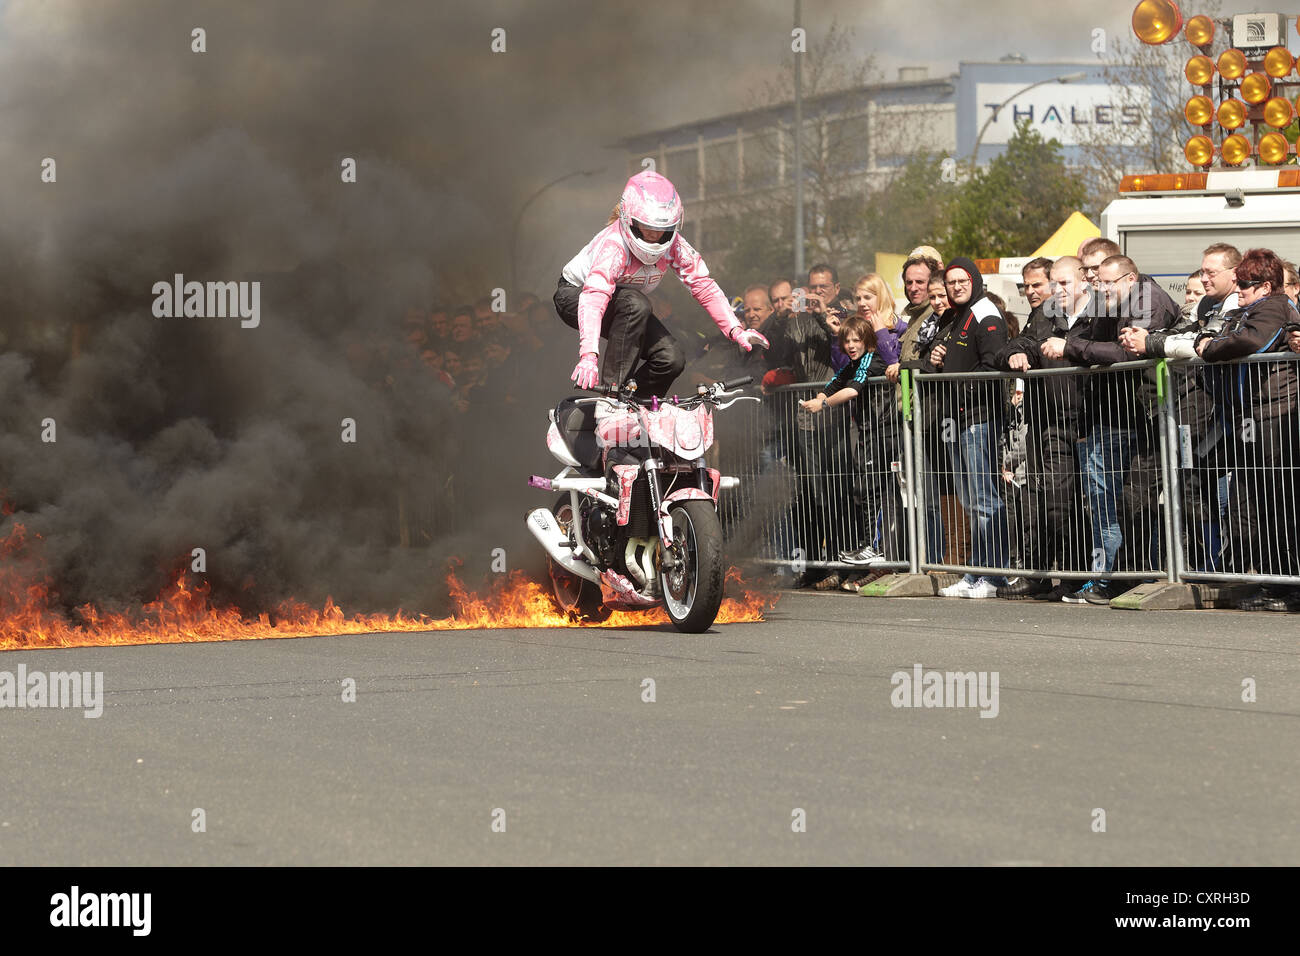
583, 507, 618, 568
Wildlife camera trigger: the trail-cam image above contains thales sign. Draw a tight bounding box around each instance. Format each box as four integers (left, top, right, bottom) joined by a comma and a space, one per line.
975, 83, 1152, 147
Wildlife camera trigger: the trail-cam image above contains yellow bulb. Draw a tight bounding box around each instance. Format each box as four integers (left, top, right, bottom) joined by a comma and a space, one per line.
1259, 132, 1289, 165
1265, 46, 1294, 79
1132, 0, 1183, 44
1218, 49, 1247, 80
1185, 55, 1215, 86
1184, 95, 1214, 126
1185, 14, 1215, 46
1185, 135, 1214, 166
1218, 99, 1247, 130
1221, 134, 1251, 166
1242, 73, 1272, 106
1264, 97, 1293, 129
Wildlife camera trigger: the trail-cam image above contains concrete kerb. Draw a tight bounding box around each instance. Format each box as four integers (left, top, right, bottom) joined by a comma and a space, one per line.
857, 573, 939, 597
1108, 581, 1256, 610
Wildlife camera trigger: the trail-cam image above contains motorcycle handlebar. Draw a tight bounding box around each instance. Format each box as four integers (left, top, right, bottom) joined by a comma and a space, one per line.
576, 376, 751, 407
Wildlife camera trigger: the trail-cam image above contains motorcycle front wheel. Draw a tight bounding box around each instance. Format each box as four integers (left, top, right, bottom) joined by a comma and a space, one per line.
658, 500, 725, 633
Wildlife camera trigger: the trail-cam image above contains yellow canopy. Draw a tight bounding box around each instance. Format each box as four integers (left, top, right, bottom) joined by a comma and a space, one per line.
875, 253, 908, 305
1031, 211, 1101, 258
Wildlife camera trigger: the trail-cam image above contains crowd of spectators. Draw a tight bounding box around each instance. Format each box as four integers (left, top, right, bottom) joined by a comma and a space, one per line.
381, 238, 1299, 613
688, 241, 1300, 612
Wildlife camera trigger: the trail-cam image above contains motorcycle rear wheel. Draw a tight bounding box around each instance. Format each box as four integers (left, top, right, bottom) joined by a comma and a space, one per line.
550, 495, 611, 623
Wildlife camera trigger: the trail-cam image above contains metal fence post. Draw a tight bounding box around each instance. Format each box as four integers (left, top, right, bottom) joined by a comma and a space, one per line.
1157, 358, 1184, 584
911, 369, 929, 569
900, 368, 919, 575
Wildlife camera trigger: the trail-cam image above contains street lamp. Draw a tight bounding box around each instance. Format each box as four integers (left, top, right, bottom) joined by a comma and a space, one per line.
793, 0, 805, 280
967, 71, 1089, 172
510, 168, 603, 298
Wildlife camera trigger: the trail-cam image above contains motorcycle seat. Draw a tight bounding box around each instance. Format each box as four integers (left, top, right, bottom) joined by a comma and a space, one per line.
554, 397, 602, 473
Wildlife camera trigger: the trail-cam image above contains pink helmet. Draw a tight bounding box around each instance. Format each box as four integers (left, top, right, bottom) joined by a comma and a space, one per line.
618, 171, 683, 264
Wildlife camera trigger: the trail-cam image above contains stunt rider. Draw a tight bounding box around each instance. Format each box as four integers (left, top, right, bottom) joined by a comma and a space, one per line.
554, 170, 768, 402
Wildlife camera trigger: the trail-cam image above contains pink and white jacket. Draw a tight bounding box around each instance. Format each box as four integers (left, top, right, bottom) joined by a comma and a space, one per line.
561, 223, 742, 356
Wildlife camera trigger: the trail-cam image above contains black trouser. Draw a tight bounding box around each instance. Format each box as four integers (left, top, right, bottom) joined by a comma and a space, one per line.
554, 279, 686, 397
1223, 410, 1298, 577
856, 412, 904, 560
1119, 411, 1163, 571
1173, 377, 1222, 571
1023, 417, 1085, 573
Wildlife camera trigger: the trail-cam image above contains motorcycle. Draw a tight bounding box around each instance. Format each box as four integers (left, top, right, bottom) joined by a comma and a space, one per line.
526, 376, 755, 633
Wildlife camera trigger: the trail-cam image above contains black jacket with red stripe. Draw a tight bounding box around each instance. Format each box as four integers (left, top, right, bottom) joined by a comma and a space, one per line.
925, 258, 1009, 428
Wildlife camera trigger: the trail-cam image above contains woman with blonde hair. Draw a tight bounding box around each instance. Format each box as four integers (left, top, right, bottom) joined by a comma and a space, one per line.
852, 274, 904, 365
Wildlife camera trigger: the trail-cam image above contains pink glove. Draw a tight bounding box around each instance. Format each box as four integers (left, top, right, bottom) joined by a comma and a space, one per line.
571, 352, 600, 390
730, 327, 769, 353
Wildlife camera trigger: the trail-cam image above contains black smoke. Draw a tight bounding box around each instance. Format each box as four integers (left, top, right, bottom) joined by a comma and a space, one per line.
0, 0, 812, 618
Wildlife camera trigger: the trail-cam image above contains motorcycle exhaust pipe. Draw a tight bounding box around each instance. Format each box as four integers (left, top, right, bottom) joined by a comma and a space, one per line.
526, 509, 601, 584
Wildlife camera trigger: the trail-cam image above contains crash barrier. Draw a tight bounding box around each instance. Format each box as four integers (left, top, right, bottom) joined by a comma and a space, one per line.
912, 361, 1169, 583
716, 352, 1300, 590
1165, 351, 1300, 587
714, 377, 915, 574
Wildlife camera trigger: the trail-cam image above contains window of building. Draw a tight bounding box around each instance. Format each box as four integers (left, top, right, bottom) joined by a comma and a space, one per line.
743, 130, 781, 189
703, 140, 738, 197
827, 112, 871, 171
663, 147, 700, 201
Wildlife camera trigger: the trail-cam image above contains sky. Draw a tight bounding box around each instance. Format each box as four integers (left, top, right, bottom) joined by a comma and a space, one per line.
0, 0, 1163, 294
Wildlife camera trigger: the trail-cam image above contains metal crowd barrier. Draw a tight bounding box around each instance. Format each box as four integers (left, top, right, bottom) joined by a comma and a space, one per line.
715, 379, 913, 574
911, 361, 1168, 583
1165, 351, 1300, 587
716, 351, 1300, 593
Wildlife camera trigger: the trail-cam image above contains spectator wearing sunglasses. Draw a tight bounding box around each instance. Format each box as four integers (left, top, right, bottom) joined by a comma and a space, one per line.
1194, 247, 1300, 611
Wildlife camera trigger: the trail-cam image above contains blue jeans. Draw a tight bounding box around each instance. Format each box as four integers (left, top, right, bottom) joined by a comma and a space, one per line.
947, 420, 1008, 583
1079, 426, 1134, 576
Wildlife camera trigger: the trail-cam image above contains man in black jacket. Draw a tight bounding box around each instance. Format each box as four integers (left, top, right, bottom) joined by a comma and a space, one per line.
995, 256, 1091, 599
926, 257, 1010, 599
1121, 243, 1241, 573
1045, 254, 1177, 603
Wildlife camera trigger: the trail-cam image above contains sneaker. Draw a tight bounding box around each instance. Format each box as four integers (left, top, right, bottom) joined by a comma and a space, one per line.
841, 545, 888, 567
996, 577, 1054, 600
966, 578, 998, 599
813, 571, 843, 591
1061, 581, 1098, 604
1062, 581, 1114, 605
1083, 582, 1117, 605
939, 578, 974, 598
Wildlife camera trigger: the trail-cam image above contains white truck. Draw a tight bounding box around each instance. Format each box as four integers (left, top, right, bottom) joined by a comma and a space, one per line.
1100, 167, 1300, 300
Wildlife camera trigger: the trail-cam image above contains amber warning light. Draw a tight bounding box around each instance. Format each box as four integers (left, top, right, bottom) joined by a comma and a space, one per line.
1135, 4, 1300, 170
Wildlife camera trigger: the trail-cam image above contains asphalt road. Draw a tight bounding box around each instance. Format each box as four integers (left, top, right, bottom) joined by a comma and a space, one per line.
1, 593, 1296, 865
